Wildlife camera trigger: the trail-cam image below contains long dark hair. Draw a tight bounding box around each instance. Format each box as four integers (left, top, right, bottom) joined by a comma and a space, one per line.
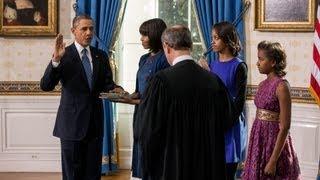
139, 18, 167, 53
213, 21, 241, 57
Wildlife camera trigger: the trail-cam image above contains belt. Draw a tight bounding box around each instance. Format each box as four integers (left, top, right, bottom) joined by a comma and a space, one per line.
256, 108, 279, 121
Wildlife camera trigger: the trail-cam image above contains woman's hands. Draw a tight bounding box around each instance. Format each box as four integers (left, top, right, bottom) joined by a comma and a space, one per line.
121, 92, 140, 105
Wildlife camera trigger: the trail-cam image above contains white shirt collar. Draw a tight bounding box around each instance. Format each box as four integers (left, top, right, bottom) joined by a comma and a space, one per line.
172, 55, 193, 66
74, 41, 91, 57
74, 41, 93, 70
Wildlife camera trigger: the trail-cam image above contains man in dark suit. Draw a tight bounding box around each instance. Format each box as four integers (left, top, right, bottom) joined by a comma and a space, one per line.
136, 25, 237, 180
40, 15, 123, 180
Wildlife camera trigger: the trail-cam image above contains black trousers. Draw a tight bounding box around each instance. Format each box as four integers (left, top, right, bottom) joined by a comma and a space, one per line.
60, 136, 102, 180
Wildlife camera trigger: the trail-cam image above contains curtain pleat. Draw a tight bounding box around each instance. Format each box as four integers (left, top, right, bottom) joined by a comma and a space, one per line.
193, 0, 245, 63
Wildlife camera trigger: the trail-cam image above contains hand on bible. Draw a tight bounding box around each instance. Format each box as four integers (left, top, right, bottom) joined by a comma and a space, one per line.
129, 92, 140, 99
52, 33, 66, 62
109, 87, 127, 94
118, 92, 140, 105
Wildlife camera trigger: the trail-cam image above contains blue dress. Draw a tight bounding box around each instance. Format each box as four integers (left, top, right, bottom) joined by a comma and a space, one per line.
132, 51, 170, 178
209, 58, 247, 163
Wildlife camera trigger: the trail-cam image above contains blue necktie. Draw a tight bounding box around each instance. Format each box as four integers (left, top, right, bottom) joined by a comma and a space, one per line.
81, 49, 93, 90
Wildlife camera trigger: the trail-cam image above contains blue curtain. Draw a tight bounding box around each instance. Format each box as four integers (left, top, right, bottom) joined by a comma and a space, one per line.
76, 0, 122, 174
193, 0, 245, 63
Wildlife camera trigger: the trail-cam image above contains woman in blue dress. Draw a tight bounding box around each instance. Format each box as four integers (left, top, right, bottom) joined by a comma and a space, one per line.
199, 21, 248, 180
128, 18, 170, 180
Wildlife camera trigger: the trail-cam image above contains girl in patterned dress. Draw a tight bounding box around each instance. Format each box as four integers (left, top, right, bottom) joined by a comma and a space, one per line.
242, 41, 300, 179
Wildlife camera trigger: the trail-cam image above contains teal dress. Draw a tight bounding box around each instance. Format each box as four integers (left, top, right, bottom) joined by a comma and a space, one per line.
131, 51, 170, 178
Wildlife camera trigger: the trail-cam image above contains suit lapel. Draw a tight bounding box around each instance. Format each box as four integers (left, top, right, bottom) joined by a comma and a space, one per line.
70, 43, 91, 91
70, 43, 81, 62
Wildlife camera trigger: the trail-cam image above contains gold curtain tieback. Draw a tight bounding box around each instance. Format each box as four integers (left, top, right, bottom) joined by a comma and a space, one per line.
256, 108, 279, 121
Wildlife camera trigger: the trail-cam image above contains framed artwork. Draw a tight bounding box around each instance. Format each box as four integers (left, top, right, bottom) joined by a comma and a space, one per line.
255, 0, 315, 32
0, 0, 58, 36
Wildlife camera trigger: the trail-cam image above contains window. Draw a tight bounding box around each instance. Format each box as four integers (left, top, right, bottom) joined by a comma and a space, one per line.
158, 0, 203, 60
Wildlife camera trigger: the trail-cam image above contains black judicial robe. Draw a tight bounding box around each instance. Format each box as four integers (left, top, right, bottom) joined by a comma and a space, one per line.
136, 60, 236, 180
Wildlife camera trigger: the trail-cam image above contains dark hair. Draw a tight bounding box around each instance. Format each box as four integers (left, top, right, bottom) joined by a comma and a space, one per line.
258, 40, 287, 77
72, 15, 93, 28
139, 18, 167, 53
213, 21, 241, 57
161, 25, 193, 50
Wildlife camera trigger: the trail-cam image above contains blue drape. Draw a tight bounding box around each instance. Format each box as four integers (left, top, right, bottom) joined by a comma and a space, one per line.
76, 0, 121, 174
193, 0, 245, 63
76, 1, 121, 51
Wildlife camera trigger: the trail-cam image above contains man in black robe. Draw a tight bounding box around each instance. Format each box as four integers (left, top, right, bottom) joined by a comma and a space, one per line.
136, 25, 237, 180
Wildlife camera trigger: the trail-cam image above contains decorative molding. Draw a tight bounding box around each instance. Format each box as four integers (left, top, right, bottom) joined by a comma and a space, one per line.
247, 85, 316, 104
0, 82, 316, 103
1, 109, 59, 152
0, 81, 60, 95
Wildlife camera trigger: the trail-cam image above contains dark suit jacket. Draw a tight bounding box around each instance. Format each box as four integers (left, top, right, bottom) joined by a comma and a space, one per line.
40, 43, 118, 140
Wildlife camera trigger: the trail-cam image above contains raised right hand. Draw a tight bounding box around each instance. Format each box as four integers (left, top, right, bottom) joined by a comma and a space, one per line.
198, 57, 210, 71
52, 33, 66, 62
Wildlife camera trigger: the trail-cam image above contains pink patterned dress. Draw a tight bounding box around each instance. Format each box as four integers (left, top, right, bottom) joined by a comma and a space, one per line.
242, 77, 300, 180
